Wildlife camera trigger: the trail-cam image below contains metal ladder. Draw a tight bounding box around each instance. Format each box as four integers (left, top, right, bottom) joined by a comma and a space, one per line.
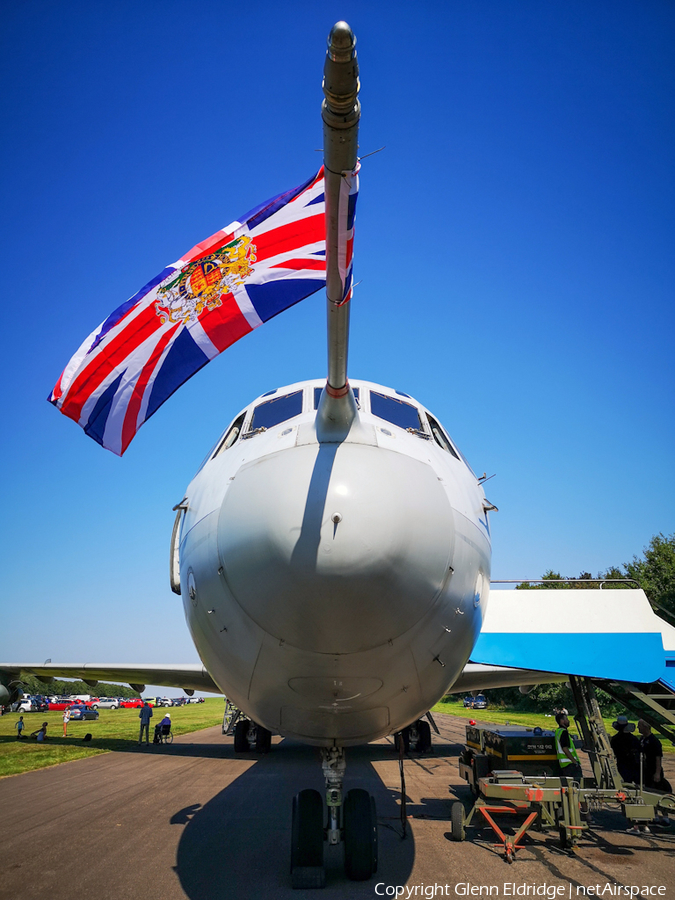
593, 677, 675, 746
569, 675, 623, 790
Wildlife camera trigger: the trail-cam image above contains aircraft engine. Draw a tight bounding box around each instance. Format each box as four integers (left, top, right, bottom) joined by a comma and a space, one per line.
0, 679, 23, 708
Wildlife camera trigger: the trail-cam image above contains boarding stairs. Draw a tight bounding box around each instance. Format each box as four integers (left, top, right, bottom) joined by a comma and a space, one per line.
594, 677, 675, 746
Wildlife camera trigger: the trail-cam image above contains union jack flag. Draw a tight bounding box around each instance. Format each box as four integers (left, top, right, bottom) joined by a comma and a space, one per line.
336, 161, 359, 306
49, 169, 326, 455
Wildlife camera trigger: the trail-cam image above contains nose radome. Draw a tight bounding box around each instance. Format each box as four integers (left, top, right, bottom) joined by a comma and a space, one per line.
217, 443, 455, 653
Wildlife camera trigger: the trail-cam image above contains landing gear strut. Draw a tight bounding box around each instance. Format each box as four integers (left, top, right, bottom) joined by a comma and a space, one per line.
290, 746, 378, 889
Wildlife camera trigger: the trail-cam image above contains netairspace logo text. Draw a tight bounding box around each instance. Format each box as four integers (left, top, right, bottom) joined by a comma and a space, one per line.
374, 885, 668, 899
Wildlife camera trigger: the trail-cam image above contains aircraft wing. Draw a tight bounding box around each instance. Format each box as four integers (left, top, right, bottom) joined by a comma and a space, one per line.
0, 663, 221, 695
449, 663, 567, 694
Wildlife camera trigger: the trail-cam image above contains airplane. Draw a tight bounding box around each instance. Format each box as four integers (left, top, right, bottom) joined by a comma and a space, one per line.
2, 21, 673, 889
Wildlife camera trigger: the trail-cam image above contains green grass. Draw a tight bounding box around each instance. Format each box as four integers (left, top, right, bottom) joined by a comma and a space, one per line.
431, 697, 675, 753
0, 699, 225, 778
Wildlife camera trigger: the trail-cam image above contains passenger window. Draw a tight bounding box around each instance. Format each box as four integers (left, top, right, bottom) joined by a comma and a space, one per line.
370, 392, 422, 431
250, 390, 303, 431
426, 413, 460, 459
213, 413, 246, 457
313, 386, 360, 408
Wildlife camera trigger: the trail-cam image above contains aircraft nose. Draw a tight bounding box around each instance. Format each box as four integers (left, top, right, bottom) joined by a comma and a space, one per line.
217, 443, 455, 653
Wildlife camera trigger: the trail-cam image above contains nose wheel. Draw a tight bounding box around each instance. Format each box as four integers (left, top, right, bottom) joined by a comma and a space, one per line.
290, 747, 378, 889
291, 789, 325, 889
343, 788, 378, 880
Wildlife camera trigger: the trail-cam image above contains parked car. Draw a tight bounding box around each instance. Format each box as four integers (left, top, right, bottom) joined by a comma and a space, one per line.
91, 698, 119, 709
155, 697, 172, 707
68, 705, 99, 721
462, 694, 488, 709
48, 699, 75, 711
119, 698, 144, 708
186, 697, 204, 704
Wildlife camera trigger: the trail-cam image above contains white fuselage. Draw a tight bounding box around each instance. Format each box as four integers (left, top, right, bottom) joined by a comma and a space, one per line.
177, 379, 491, 746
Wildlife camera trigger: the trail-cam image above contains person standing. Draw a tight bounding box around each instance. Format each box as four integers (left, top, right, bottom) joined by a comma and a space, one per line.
610, 715, 640, 784
637, 719, 671, 828
62, 707, 71, 737
15, 716, 25, 739
138, 702, 153, 745
638, 719, 671, 791
554, 712, 583, 782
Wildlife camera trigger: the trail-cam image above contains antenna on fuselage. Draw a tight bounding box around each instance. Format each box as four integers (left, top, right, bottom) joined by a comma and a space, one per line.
317, 21, 361, 439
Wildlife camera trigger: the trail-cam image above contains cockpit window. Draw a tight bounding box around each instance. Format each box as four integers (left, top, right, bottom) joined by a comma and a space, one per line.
313, 386, 360, 409
370, 392, 422, 431
426, 413, 460, 459
249, 390, 303, 431
213, 412, 246, 457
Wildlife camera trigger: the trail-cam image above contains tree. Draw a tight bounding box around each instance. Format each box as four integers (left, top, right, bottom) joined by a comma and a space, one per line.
622, 533, 675, 621
20, 675, 140, 698
515, 569, 608, 590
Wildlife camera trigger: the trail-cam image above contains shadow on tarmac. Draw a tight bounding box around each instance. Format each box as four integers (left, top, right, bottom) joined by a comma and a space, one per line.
173, 738, 416, 898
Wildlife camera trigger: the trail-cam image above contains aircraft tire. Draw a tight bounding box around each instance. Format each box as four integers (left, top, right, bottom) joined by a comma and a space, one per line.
344, 788, 377, 881
291, 789, 325, 889
370, 794, 378, 873
233, 719, 250, 753
418, 720, 432, 753
450, 802, 466, 841
255, 726, 272, 753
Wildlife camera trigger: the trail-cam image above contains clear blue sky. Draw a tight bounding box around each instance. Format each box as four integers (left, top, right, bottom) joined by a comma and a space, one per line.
1, 1, 673, 695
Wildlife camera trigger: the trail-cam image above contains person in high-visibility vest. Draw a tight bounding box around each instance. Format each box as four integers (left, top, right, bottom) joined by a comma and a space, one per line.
554, 712, 583, 782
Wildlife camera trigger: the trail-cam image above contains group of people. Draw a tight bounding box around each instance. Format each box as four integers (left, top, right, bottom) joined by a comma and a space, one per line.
553, 710, 670, 793
554, 710, 672, 833
137, 702, 172, 745
14, 716, 49, 741
610, 715, 672, 791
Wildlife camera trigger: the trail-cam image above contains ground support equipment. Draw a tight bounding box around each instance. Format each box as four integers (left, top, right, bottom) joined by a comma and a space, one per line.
450, 770, 587, 860
453, 676, 675, 860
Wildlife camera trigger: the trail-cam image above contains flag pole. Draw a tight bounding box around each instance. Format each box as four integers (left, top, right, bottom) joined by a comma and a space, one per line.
318, 21, 360, 436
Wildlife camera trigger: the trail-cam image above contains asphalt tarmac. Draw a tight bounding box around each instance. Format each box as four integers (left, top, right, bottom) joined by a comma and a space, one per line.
0, 713, 673, 900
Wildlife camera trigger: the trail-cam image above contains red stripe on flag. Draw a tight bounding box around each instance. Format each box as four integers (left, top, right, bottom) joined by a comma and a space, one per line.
198, 293, 253, 353
120, 324, 180, 455
180, 229, 237, 265
344, 235, 354, 269
269, 258, 326, 271
51, 368, 67, 403
61, 304, 163, 423
252, 214, 325, 265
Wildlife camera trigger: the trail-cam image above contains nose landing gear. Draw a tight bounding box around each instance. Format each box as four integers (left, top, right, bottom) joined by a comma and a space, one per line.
290, 746, 378, 889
